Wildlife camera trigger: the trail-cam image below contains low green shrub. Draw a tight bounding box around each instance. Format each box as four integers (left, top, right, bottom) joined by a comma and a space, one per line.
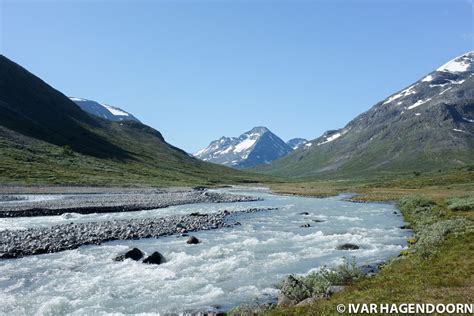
398, 195, 435, 213
277, 257, 362, 302
447, 196, 474, 211
398, 196, 468, 258
414, 217, 468, 258
228, 303, 274, 316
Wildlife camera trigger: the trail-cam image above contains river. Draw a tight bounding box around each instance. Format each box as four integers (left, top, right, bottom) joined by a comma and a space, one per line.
0, 187, 410, 315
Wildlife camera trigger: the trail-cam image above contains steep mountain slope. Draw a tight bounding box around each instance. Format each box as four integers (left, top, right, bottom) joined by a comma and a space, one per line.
256, 51, 474, 178
70, 97, 140, 122
287, 138, 308, 150
194, 127, 293, 168
0, 56, 128, 159
0, 55, 263, 186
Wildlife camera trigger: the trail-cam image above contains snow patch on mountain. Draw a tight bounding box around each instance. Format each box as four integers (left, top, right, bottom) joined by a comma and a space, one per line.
317, 130, 348, 146
407, 98, 432, 110
463, 117, 474, 123
234, 138, 257, 153
421, 75, 434, 82
437, 52, 472, 73
383, 85, 417, 105
70, 97, 140, 122
286, 138, 308, 150
102, 104, 130, 117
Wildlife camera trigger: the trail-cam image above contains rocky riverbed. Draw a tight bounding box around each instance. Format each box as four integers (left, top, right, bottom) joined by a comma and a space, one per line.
0, 207, 275, 259
0, 188, 260, 217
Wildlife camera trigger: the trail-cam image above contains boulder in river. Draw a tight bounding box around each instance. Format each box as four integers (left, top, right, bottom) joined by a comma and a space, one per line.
312, 219, 325, 223
300, 223, 311, 228
336, 243, 360, 250
114, 248, 144, 261
298, 212, 309, 215
187, 236, 200, 244
143, 252, 165, 265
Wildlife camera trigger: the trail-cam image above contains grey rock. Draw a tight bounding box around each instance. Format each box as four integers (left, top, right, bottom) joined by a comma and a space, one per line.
326, 285, 346, 296
277, 293, 295, 306
186, 236, 200, 244
143, 252, 164, 265
295, 295, 324, 306
336, 243, 360, 250
114, 248, 143, 261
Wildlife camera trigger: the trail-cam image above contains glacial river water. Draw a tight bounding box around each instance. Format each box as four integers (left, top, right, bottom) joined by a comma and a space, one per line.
0, 187, 410, 315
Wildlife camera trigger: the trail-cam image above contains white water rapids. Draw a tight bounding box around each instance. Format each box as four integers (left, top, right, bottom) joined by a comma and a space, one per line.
0, 187, 410, 315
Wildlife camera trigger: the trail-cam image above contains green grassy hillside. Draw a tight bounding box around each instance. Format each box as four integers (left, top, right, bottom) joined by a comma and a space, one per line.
0, 55, 266, 186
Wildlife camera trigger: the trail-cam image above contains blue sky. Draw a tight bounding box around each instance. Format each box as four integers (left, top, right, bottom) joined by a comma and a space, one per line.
1, 0, 472, 153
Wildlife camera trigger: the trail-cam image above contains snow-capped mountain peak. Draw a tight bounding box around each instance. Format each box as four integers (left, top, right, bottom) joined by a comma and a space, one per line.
379, 51, 473, 112
437, 51, 473, 73
69, 97, 140, 122
194, 127, 295, 168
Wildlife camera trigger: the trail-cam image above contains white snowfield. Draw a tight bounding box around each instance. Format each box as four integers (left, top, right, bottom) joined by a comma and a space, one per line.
102, 104, 130, 117
437, 52, 473, 73
69, 97, 138, 122
383, 85, 417, 105
233, 137, 257, 153
69, 97, 86, 101
407, 98, 432, 110
317, 131, 345, 146
421, 75, 434, 82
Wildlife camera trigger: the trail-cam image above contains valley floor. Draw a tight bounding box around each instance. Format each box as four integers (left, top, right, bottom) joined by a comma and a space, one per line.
259, 169, 474, 315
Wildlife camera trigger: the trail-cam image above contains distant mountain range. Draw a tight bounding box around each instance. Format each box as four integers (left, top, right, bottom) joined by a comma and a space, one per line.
1, 50, 472, 185
257, 51, 474, 178
0, 55, 261, 186
194, 127, 306, 168
70, 97, 140, 122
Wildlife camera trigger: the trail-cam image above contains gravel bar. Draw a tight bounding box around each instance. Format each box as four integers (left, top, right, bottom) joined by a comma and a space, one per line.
0, 207, 276, 259
0, 189, 261, 218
